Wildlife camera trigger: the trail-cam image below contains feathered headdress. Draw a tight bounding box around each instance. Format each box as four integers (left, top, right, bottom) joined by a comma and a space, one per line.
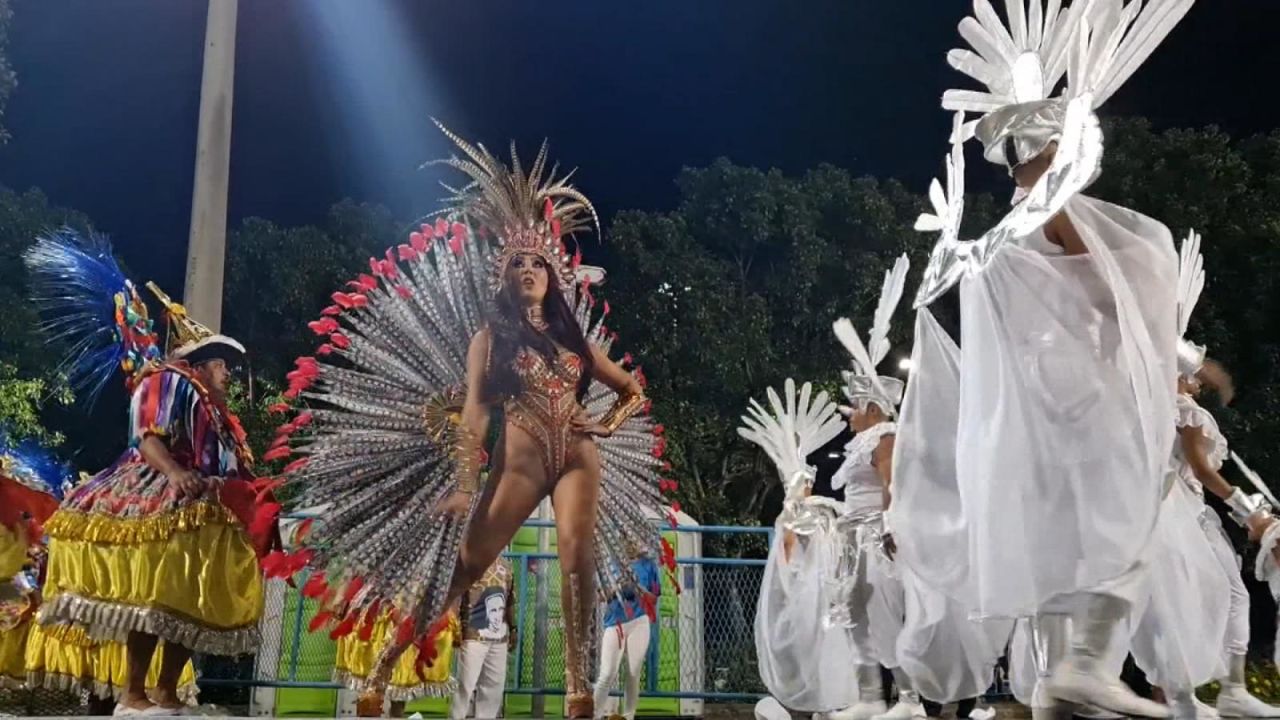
833, 254, 910, 416
0, 432, 72, 501
738, 379, 845, 503
945, 0, 1195, 170
24, 230, 244, 406
913, 1, 1195, 307
426, 120, 599, 293
23, 229, 162, 403
1175, 229, 1206, 377
0, 431, 72, 539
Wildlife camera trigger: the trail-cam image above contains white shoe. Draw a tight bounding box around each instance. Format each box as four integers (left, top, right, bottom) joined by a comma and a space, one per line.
830, 702, 888, 720
1216, 685, 1280, 718
871, 700, 926, 720
1193, 695, 1221, 719
1046, 659, 1170, 718
1168, 691, 1218, 720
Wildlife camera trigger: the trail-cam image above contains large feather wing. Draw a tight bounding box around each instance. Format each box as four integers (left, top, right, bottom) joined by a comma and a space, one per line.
1176, 229, 1204, 338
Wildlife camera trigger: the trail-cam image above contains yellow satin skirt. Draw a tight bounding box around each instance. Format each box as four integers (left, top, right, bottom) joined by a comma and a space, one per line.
0, 526, 27, 580
23, 622, 198, 703
334, 613, 459, 702
0, 616, 30, 689
39, 500, 264, 655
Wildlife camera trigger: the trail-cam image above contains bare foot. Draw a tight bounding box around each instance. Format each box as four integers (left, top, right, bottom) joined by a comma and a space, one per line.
118, 692, 156, 711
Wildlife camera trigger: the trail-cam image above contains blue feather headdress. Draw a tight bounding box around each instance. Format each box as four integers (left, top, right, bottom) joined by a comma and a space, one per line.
0, 430, 73, 500
22, 228, 162, 405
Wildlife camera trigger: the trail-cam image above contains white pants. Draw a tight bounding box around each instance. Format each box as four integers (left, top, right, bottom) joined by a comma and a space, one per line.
592, 615, 651, 719
450, 640, 508, 720
1204, 516, 1250, 657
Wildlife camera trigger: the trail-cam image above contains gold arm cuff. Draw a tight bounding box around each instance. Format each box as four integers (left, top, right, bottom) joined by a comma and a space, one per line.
453, 427, 483, 494
601, 392, 647, 435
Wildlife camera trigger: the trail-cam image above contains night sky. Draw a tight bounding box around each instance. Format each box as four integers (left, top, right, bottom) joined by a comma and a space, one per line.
2, 1, 1278, 294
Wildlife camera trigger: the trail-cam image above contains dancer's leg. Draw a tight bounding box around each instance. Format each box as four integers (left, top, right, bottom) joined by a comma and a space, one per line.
153, 641, 193, 708
553, 452, 602, 719
621, 617, 650, 719
592, 625, 626, 717
121, 631, 159, 709
472, 641, 509, 719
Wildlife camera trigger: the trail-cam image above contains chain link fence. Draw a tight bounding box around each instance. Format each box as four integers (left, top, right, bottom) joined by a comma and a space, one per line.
203, 521, 771, 717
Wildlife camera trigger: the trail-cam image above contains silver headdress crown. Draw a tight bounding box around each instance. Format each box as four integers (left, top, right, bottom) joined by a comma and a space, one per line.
1176, 228, 1206, 377
833, 254, 909, 417
914, 0, 1196, 308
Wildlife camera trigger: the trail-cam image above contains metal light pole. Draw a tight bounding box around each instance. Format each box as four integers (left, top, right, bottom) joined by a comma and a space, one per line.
183, 0, 238, 330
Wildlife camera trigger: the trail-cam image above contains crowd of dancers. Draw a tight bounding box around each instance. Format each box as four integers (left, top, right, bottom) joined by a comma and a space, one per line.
747, 2, 1280, 719
2, 1, 1280, 719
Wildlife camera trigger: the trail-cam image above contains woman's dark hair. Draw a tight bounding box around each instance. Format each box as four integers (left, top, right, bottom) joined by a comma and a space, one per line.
484, 264, 594, 401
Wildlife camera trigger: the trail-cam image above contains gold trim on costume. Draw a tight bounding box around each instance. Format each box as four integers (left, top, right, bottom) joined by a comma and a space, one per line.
44, 501, 240, 546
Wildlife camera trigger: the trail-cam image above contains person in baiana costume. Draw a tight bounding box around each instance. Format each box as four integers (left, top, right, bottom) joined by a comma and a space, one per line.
891, 1, 1198, 718
21, 231, 279, 716
333, 609, 460, 717
826, 257, 1008, 720
265, 122, 677, 720
738, 379, 854, 719
0, 436, 67, 691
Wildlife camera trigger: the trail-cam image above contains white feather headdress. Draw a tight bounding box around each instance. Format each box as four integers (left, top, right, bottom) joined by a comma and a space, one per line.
944, 0, 1196, 168
1176, 229, 1206, 376
737, 379, 845, 502
832, 254, 909, 416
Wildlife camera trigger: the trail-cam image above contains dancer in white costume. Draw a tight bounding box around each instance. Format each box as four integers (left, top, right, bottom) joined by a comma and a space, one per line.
1116, 229, 1230, 720
1155, 232, 1280, 719
825, 256, 917, 720
741, 380, 854, 718
891, 2, 1197, 717
829, 258, 1008, 720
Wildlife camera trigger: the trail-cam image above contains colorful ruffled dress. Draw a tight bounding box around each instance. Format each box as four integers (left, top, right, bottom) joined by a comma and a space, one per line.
37, 365, 264, 656
334, 611, 460, 702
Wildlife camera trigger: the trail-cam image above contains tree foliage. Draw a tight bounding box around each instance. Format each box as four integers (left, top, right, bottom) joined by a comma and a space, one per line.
223, 199, 401, 383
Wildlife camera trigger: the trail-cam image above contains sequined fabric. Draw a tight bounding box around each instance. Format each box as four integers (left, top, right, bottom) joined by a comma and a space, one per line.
504, 348, 585, 480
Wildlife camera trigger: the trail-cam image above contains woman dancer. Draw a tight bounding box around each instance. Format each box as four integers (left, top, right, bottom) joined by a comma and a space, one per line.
269, 124, 673, 720
741, 379, 854, 718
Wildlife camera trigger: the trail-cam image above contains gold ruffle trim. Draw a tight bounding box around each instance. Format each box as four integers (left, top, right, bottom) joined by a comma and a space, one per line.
45, 501, 240, 546
333, 669, 458, 702
24, 669, 199, 704
38, 592, 260, 656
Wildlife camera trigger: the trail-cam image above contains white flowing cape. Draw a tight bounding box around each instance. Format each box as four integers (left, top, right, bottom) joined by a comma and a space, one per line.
891, 195, 1178, 619
755, 506, 859, 712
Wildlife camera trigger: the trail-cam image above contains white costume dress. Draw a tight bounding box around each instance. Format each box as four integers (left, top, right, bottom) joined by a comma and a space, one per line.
1172, 395, 1246, 658
745, 380, 857, 715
